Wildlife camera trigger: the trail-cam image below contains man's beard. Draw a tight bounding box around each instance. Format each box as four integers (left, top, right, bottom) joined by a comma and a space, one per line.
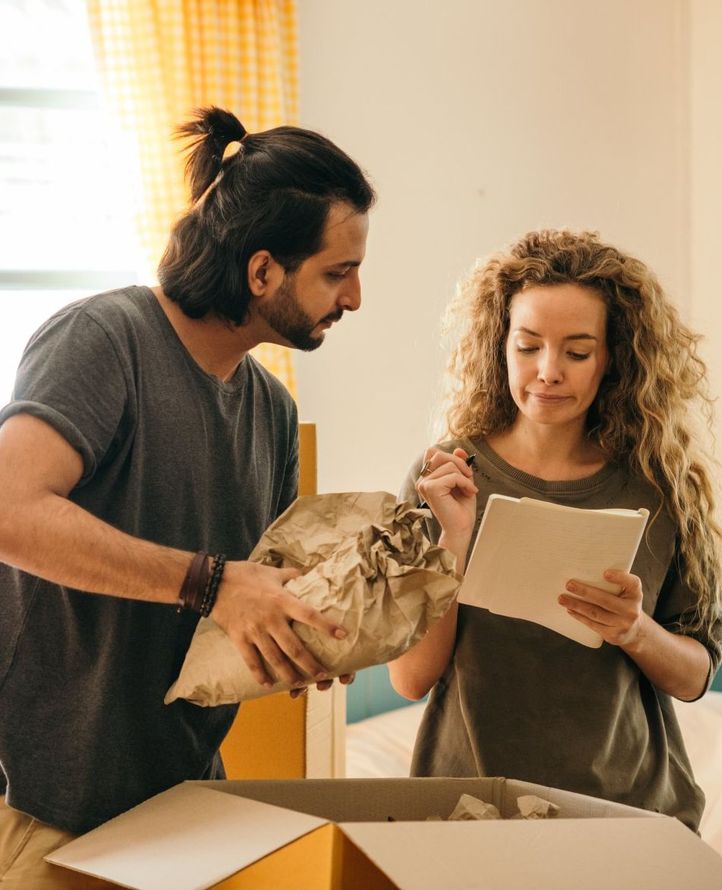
258, 275, 342, 352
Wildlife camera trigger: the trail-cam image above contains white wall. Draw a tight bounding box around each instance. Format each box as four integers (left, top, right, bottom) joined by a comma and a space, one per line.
296, 0, 692, 494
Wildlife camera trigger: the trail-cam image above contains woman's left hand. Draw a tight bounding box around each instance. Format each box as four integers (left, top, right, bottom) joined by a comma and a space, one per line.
558, 569, 646, 648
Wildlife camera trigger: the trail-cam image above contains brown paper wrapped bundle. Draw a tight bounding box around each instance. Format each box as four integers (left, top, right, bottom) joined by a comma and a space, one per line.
165, 491, 460, 706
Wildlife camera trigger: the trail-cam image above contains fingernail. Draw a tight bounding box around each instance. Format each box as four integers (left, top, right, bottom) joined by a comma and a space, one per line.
566, 581, 576, 592
262, 681, 274, 688
316, 672, 329, 681
334, 627, 347, 640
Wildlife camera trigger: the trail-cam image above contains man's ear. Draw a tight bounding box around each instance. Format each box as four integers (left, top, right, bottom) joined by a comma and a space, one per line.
247, 250, 274, 297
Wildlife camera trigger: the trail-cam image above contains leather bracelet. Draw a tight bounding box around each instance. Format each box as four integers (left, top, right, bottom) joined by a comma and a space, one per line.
177, 551, 210, 613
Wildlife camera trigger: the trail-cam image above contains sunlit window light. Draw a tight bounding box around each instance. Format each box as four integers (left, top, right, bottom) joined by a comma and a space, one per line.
0, 0, 143, 401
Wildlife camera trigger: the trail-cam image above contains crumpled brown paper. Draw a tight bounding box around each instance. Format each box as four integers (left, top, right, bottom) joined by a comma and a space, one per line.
514, 794, 560, 820
448, 794, 502, 821
428, 794, 560, 822
165, 491, 460, 707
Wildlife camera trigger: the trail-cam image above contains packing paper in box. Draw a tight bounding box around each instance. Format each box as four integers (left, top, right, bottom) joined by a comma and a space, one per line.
165, 491, 460, 706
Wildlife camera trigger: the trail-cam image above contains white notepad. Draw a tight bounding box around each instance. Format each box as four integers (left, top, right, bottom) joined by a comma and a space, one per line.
457, 494, 650, 648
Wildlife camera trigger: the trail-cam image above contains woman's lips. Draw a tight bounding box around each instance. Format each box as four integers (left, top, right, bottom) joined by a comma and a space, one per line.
528, 392, 570, 402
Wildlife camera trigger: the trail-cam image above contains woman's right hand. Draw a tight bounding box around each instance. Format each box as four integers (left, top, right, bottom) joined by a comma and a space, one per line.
416, 446, 478, 555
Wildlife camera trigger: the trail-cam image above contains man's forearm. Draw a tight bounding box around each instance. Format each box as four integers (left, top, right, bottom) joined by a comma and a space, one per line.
0, 412, 189, 603
0, 490, 188, 603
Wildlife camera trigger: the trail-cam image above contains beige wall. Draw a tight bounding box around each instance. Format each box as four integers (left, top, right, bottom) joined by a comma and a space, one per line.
690, 0, 722, 427
296, 1, 695, 494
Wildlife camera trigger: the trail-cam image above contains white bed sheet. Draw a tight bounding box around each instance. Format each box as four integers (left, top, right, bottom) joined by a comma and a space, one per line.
346, 691, 722, 855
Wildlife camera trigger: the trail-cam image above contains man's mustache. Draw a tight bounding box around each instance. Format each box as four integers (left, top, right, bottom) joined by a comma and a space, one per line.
322, 308, 344, 324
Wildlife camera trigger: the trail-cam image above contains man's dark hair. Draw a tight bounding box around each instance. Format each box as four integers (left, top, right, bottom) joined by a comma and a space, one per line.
157, 107, 376, 325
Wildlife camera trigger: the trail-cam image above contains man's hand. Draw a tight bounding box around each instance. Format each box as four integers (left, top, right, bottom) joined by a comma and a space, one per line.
0, 413, 348, 692
210, 561, 347, 688
289, 672, 356, 699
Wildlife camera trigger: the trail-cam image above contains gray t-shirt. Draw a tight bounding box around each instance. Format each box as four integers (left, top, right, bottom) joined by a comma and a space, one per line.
400, 438, 722, 830
0, 286, 298, 833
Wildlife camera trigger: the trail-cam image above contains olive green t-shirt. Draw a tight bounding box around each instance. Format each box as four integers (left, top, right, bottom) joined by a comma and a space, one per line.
400, 438, 722, 830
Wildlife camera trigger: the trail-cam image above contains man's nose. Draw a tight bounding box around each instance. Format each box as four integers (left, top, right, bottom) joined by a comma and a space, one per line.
339, 272, 361, 312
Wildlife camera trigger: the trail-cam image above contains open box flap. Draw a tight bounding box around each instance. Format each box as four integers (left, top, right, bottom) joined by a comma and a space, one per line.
45, 783, 327, 890
339, 817, 722, 890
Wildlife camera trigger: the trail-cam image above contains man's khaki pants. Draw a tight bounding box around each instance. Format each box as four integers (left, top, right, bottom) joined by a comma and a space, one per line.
0, 797, 112, 888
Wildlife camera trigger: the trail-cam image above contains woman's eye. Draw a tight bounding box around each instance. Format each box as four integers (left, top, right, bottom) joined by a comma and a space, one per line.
516, 345, 537, 354
326, 271, 347, 281
568, 352, 590, 361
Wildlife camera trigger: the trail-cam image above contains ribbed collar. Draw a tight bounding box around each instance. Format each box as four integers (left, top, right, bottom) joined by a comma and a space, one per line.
461, 435, 620, 496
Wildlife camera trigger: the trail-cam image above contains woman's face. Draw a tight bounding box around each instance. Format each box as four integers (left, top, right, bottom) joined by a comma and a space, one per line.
505, 283, 609, 433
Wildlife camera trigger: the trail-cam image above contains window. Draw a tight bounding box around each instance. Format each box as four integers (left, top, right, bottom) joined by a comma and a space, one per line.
0, 0, 141, 399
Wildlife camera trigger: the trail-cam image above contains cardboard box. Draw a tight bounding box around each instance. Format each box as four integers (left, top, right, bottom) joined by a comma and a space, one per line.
47, 777, 722, 889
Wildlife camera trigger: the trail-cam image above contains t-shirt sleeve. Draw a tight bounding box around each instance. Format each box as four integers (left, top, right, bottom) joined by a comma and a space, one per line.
0, 305, 128, 485
398, 451, 441, 545
398, 455, 422, 508
653, 554, 722, 697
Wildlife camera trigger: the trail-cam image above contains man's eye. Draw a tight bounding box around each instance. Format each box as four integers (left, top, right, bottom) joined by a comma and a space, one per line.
326, 271, 347, 281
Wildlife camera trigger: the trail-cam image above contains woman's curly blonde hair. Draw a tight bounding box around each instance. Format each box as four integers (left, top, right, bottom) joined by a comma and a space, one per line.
445, 229, 720, 630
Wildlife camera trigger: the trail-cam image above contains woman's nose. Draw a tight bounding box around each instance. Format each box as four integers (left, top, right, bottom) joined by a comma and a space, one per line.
538, 352, 562, 384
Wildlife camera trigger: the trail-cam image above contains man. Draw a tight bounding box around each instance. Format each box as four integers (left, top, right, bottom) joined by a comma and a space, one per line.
0, 106, 374, 887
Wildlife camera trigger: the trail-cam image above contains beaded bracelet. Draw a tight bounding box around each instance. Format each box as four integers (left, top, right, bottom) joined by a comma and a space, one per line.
177, 551, 227, 616
200, 553, 227, 617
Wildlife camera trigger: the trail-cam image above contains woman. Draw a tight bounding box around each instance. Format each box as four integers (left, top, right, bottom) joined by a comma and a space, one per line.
389, 229, 722, 830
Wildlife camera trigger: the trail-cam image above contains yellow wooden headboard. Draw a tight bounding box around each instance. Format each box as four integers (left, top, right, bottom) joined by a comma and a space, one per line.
219, 422, 344, 779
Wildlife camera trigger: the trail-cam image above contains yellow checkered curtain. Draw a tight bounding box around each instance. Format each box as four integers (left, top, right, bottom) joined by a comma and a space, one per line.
86, 0, 298, 395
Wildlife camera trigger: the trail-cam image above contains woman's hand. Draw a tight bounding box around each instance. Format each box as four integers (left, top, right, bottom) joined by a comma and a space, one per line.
558, 568, 645, 647
387, 446, 476, 702
416, 447, 478, 550
560, 568, 712, 700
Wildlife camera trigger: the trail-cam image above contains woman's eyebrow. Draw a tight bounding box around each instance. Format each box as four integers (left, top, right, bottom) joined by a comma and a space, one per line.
515, 326, 597, 341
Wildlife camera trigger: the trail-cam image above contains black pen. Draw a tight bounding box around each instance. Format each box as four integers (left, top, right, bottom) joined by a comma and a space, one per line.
418, 453, 477, 509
